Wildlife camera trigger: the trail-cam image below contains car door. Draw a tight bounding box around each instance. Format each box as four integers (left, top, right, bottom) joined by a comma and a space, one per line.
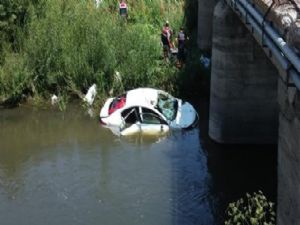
120, 107, 141, 135
139, 107, 169, 135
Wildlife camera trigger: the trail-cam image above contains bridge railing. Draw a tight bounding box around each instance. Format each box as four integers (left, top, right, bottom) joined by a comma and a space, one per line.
225, 0, 300, 90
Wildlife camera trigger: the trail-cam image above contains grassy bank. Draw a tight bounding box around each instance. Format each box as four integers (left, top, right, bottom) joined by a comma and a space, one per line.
0, 0, 205, 107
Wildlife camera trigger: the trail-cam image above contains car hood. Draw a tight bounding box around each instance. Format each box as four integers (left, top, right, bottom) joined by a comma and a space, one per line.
170, 100, 197, 128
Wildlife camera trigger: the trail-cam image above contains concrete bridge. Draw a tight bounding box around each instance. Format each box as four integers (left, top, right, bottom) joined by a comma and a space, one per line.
197, 0, 300, 224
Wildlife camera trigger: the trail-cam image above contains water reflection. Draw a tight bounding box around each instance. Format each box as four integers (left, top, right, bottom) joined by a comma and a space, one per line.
169, 129, 215, 225
0, 105, 214, 225
103, 125, 169, 145
0, 103, 276, 225
0, 106, 110, 198
196, 98, 277, 224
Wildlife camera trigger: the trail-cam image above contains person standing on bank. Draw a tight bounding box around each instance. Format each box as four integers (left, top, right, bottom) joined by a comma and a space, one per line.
119, 0, 128, 18
177, 27, 187, 66
163, 21, 173, 48
161, 21, 173, 61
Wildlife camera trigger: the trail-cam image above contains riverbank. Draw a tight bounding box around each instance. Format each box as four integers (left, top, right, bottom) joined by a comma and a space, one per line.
0, 0, 207, 108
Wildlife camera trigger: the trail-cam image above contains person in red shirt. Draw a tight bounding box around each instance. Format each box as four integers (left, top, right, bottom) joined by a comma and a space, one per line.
162, 21, 173, 47
161, 21, 173, 61
119, 0, 128, 18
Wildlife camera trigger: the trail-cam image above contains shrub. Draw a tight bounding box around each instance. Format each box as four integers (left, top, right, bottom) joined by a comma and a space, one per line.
0, 0, 189, 106
225, 191, 276, 225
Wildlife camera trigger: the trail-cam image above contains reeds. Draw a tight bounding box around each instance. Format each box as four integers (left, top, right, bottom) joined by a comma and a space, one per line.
0, 0, 185, 106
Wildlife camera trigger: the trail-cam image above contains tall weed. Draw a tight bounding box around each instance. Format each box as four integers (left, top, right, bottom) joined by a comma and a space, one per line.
1, 0, 186, 105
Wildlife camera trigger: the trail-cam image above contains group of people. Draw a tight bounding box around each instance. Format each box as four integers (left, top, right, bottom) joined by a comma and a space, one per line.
161, 21, 187, 67
117, 1, 187, 66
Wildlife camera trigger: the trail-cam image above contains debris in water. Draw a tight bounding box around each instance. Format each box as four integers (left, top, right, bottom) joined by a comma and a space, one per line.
84, 84, 97, 106
51, 94, 58, 105
200, 55, 211, 68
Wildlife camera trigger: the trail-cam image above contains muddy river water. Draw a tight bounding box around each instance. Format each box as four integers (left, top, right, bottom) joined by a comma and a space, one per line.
0, 100, 276, 225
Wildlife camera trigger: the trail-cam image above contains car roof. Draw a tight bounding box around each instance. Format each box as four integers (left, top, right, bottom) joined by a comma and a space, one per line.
125, 88, 159, 108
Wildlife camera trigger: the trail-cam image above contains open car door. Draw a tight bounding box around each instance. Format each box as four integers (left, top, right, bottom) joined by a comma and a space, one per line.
120, 107, 142, 136
139, 107, 169, 135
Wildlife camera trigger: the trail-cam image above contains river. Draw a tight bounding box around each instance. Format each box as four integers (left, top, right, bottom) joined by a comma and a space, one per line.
0, 99, 276, 225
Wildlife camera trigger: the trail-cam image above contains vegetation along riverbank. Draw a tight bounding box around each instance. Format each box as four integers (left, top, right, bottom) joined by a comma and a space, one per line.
0, 0, 207, 109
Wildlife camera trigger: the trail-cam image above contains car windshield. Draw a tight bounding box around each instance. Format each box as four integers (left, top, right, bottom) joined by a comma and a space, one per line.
157, 92, 178, 121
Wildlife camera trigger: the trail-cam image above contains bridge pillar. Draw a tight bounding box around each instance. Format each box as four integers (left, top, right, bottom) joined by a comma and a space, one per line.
208, 1, 278, 143
277, 81, 300, 224
197, 0, 218, 50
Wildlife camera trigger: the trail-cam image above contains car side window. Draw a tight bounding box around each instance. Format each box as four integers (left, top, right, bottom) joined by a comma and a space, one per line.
121, 107, 140, 124
141, 107, 167, 125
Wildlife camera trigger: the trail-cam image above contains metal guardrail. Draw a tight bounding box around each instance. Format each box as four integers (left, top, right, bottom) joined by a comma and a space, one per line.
226, 0, 300, 90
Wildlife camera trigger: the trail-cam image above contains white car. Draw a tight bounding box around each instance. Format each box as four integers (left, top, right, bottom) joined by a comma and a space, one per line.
99, 88, 198, 136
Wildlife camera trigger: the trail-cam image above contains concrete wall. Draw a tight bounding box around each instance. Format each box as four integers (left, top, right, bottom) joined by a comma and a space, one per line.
208, 1, 279, 143
197, 0, 218, 50
277, 80, 300, 224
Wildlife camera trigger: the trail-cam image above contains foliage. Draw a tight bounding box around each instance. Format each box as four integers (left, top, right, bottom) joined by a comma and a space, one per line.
0, 0, 191, 107
225, 191, 276, 225
0, 52, 31, 105
0, 0, 206, 108
0, 0, 45, 61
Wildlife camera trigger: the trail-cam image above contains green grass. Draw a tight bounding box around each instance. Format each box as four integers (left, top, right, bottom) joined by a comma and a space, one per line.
0, 0, 203, 107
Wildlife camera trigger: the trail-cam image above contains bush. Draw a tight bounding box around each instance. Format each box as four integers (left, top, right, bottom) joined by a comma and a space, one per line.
0, 52, 31, 105
225, 191, 276, 225
1, 0, 187, 106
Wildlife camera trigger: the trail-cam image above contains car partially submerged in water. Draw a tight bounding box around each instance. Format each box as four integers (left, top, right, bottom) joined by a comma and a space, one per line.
99, 88, 198, 136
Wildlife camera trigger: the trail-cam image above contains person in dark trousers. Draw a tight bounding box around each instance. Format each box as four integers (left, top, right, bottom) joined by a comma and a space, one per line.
161, 21, 173, 62
177, 27, 187, 67
119, 0, 128, 18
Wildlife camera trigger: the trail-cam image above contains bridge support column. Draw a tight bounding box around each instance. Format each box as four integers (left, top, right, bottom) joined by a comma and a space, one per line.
208, 1, 278, 143
277, 81, 300, 224
197, 0, 218, 50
